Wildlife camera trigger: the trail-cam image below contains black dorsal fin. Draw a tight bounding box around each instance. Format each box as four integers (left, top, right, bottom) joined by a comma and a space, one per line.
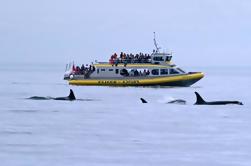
69, 89, 76, 100
140, 98, 148, 103
194, 92, 206, 104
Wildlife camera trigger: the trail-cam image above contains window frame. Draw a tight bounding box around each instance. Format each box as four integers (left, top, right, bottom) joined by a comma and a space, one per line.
151, 69, 160, 76
169, 68, 180, 75
160, 69, 169, 75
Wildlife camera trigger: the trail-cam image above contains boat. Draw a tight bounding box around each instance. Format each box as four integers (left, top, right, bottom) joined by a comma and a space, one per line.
64, 33, 204, 86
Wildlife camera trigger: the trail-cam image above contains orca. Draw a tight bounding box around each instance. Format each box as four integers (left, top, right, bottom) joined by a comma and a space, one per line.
194, 92, 243, 105
140, 98, 148, 103
28, 89, 76, 101
140, 98, 186, 105
168, 99, 186, 105
28, 96, 50, 100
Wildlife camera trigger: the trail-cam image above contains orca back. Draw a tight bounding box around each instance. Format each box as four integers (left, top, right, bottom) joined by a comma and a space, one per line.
28, 96, 49, 100
140, 98, 148, 103
54, 89, 76, 101
194, 92, 206, 105
168, 99, 186, 105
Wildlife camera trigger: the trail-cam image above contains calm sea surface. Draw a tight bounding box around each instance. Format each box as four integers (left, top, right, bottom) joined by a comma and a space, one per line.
0, 64, 250, 166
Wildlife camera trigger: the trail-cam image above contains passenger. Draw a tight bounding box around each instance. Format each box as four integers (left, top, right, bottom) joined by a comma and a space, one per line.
126, 54, 130, 63
115, 58, 119, 66
130, 54, 134, 63
120, 52, 123, 59
130, 53, 134, 58
76, 66, 81, 74
81, 65, 84, 73
134, 70, 139, 76
146, 70, 150, 75
81, 64, 85, 70
129, 70, 133, 76
144, 54, 148, 63
123, 53, 126, 60
109, 58, 115, 65
139, 71, 142, 76
114, 53, 118, 59
135, 54, 139, 63
143, 69, 147, 76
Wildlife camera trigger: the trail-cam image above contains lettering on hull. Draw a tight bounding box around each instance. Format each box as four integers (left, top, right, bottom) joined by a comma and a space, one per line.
98, 80, 140, 85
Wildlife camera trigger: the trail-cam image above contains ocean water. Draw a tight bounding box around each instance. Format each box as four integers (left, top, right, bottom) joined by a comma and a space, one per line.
0, 64, 250, 166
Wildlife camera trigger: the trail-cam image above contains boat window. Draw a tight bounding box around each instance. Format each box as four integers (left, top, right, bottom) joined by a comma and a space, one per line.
160, 69, 169, 75
166, 56, 172, 61
153, 56, 164, 61
169, 68, 180, 74
101, 69, 106, 72
109, 69, 114, 72
97, 69, 99, 74
151, 69, 159, 75
129, 69, 140, 76
177, 68, 185, 73
120, 69, 129, 76
115, 69, 119, 74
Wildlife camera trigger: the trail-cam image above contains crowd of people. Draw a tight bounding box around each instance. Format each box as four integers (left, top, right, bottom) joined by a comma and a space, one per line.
72, 64, 95, 77
109, 52, 151, 65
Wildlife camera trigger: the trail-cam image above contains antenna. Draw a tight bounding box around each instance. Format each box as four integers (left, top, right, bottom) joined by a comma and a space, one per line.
153, 32, 161, 53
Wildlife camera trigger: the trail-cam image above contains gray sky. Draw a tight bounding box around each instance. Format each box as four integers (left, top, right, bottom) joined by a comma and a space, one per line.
0, 0, 250, 67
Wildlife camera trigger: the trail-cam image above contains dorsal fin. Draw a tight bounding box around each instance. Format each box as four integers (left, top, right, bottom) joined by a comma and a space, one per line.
194, 92, 206, 104
140, 98, 148, 103
68, 89, 76, 100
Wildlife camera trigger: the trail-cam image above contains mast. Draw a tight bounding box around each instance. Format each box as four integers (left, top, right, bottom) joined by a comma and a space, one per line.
153, 32, 161, 53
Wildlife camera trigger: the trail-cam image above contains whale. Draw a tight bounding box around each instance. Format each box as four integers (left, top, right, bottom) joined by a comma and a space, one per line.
167, 99, 186, 105
140, 98, 186, 104
140, 98, 148, 103
28, 89, 76, 101
194, 92, 243, 105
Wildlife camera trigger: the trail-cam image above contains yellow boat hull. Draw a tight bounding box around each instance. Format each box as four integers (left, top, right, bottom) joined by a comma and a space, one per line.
68, 72, 204, 87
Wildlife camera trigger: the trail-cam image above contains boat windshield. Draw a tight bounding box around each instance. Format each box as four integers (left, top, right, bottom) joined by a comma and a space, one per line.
177, 68, 186, 73
166, 56, 172, 61
153, 56, 164, 61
